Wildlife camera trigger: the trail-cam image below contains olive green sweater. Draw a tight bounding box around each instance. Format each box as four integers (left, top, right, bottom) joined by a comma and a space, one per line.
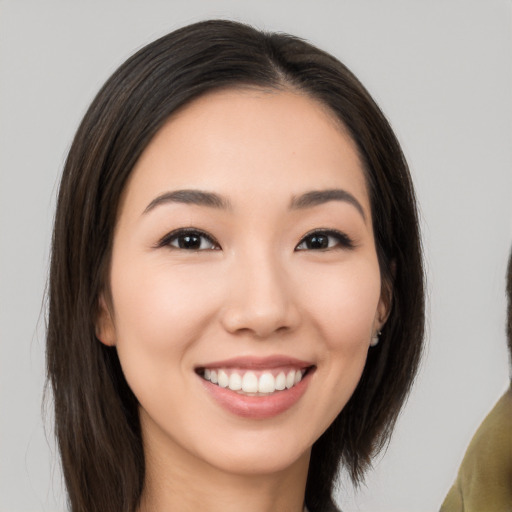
441, 387, 512, 512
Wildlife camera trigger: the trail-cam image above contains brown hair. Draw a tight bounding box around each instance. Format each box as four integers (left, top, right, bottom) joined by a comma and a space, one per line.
47, 19, 424, 512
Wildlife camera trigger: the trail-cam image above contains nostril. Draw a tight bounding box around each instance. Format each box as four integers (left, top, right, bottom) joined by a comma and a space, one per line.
220, 306, 300, 339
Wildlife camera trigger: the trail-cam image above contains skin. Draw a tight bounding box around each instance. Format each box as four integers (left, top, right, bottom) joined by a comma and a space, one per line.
97, 88, 389, 512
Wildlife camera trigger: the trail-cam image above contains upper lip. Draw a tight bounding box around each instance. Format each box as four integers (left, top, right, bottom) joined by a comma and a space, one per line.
196, 355, 314, 370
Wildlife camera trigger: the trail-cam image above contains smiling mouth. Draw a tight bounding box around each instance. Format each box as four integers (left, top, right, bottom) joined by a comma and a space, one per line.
196, 367, 314, 396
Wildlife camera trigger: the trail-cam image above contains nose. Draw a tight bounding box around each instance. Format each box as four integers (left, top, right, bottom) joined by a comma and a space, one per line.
220, 251, 301, 339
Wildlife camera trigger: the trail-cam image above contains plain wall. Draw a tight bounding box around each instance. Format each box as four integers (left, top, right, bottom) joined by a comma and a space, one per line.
1, 1, 511, 511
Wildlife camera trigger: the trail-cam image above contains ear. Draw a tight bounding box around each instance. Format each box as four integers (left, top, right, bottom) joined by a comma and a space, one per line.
95, 293, 117, 346
375, 293, 391, 331
375, 263, 395, 331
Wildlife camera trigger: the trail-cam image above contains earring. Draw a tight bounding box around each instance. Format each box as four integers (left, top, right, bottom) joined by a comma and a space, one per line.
370, 330, 382, 347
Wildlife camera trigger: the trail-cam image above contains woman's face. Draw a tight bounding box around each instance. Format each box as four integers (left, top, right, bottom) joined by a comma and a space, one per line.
97, 88, 388, 476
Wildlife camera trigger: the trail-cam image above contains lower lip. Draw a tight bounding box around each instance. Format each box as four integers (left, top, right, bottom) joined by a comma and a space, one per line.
200, 371, 312, 420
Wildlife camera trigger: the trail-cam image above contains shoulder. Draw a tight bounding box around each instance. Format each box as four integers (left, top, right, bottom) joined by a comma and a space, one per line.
441, 387, 512, 512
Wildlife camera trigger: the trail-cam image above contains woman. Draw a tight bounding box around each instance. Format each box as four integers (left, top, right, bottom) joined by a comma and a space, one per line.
47, 19, 424, 512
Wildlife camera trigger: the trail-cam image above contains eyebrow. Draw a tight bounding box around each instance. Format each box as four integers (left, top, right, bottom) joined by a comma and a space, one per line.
143, 189, 231, 214
290, 189, 366, 220
143, 187, 366, 220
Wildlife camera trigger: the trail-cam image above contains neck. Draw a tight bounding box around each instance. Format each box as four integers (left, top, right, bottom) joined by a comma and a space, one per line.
137, 422, 309, 512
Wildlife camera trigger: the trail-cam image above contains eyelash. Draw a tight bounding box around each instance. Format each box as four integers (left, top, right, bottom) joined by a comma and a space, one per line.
156, 228, 355, 252
295, 229, 355, 251
157, 228, 220, 251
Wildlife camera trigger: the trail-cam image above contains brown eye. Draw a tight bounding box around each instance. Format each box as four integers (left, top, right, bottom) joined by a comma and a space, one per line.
295, 230, 354, 251
160, 229, 220, 251
302, 234, 329, 249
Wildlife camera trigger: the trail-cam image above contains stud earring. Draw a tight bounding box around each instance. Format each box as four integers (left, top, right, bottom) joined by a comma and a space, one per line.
370, 330, 382, 347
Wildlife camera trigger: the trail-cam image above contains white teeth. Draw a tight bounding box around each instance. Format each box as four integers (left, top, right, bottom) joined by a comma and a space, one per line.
218, 370, 229, 388
286, 370, 295, 389
258, 373, 275, 393
228, 373, 242, 391
242, 372, 258, 393
275, 372, 286, 391
202, 368, 306, 395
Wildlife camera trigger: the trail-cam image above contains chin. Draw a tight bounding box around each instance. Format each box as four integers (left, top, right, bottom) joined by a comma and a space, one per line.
205, 441, 311, 477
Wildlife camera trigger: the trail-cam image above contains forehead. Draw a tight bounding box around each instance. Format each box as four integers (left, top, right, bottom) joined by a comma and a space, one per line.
121, 87, 369, 215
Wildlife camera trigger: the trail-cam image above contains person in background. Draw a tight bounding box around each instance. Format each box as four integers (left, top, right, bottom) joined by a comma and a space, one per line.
441, 248, 512, 511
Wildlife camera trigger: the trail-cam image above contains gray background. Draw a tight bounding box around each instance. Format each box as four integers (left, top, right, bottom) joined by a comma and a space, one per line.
1, 1, 511, 511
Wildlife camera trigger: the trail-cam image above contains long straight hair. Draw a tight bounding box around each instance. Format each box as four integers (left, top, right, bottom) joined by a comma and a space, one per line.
47, 19, 424, 512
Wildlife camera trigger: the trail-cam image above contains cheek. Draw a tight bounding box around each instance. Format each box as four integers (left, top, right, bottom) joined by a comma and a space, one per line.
299, 262, 382, 428
108, 257, 225, 411
108, 259, 228, 415
301, 262, 382, 350
110, 257, 222, 352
